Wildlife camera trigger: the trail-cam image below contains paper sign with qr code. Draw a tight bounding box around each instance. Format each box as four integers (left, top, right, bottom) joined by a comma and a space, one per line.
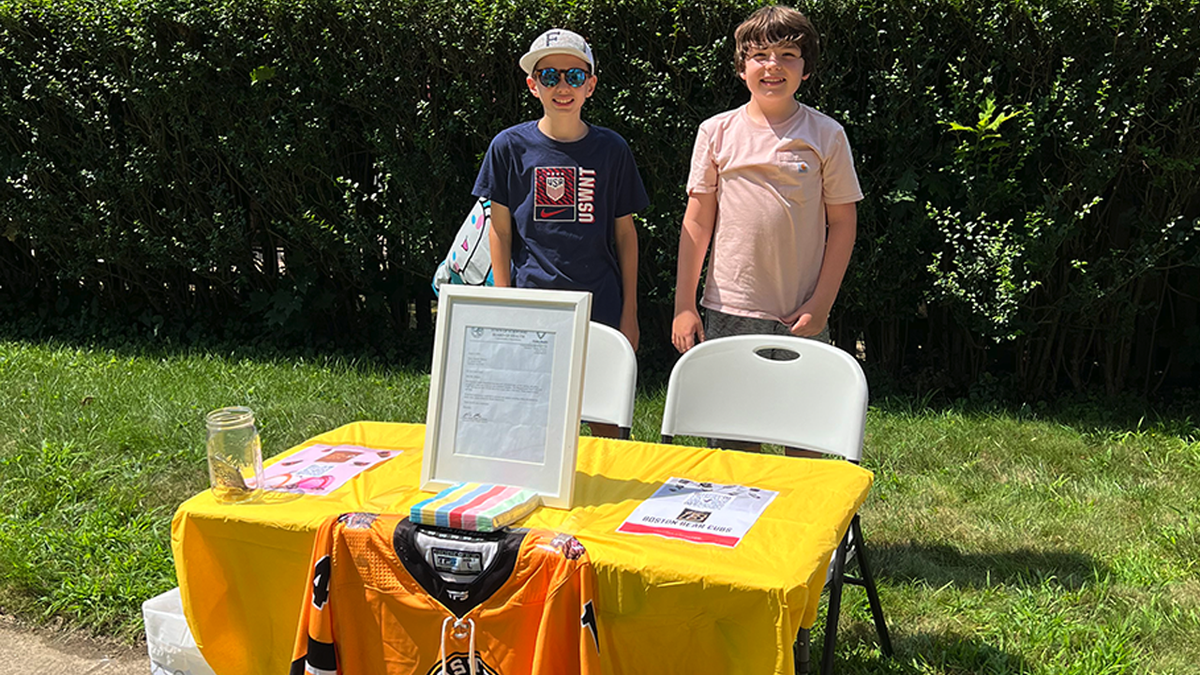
616, 477, 778, 547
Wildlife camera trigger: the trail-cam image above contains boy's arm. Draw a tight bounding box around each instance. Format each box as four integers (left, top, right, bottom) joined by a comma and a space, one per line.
672, 192, 718, 353
787, 202, 857, 337
613, 214, 640, 352
488, 203, 513, 287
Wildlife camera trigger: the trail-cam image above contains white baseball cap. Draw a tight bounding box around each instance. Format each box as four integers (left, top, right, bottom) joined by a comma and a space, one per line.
519, 28, 596, 75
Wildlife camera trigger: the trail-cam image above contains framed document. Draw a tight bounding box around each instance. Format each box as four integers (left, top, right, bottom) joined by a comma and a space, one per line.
421, 286, 591, 509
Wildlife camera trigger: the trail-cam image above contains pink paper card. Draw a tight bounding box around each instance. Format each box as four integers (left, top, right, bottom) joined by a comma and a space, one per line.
260, 444, 401, 495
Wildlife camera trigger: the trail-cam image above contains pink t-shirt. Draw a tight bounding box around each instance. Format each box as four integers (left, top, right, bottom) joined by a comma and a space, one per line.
687, 104, 863, 321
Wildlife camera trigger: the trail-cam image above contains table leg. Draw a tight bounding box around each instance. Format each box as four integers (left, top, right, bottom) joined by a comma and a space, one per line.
794, 627, 811, 675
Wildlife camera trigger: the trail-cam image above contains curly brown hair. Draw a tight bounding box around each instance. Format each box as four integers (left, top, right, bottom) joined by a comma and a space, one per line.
733, 5, 819, 76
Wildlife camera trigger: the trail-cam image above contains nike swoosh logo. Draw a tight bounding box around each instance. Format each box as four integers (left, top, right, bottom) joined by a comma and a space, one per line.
540, 207, 570, 217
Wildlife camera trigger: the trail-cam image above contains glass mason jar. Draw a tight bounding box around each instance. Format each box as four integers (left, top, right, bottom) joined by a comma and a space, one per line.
205, 406, 264, 502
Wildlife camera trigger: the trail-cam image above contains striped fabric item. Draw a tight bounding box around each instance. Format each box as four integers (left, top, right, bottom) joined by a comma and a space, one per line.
409, 483, 542, 532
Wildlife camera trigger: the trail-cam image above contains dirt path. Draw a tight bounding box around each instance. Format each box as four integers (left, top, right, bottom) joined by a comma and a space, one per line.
0, 614, 149, 675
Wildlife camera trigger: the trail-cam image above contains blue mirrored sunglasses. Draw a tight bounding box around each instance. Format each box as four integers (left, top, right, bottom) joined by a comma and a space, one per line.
535, 67, 591, 88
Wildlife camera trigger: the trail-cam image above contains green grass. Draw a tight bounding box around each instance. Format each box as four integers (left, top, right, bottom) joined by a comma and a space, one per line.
1, 339, 1198, 673
848, 403, 1200, 674
0, 340, 431, 638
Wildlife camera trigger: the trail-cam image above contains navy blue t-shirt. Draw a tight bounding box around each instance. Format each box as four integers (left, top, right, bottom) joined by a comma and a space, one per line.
472, 121, 650, 328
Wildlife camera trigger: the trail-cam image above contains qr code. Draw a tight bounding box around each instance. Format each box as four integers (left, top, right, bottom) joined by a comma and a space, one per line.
685, 492, 731, 511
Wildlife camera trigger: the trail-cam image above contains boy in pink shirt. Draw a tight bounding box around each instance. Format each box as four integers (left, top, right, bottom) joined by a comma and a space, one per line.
672, 5, 862, 355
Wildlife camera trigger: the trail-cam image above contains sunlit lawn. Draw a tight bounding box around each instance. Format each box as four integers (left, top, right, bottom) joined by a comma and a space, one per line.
1, 339, 1197, 673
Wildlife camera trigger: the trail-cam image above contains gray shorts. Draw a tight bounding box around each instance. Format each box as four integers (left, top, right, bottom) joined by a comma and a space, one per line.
705, 309, 831, 345
702, 309, 830, 453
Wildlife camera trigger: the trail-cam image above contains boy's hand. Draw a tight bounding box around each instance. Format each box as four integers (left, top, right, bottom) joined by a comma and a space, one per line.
786, 299, 830, 337
672, 308, 705, 353
788, 203, 855, 339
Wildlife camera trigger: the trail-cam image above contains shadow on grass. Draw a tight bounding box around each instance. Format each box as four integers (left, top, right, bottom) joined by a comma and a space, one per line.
828, 625, 1032, 674
871, 540, 1106, 591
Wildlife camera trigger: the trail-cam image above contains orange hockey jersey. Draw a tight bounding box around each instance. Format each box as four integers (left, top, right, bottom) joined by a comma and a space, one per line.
289, 513, 601, 675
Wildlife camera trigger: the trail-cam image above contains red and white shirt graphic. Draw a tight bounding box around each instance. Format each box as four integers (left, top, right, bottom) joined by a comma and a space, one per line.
535, 167, 577, 221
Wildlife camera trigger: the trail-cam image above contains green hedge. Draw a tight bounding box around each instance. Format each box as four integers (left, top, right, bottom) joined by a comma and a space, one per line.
2, 0, 1197, 394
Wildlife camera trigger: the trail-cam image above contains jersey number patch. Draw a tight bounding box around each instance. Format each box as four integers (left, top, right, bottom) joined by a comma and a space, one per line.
427, 652, 499, 675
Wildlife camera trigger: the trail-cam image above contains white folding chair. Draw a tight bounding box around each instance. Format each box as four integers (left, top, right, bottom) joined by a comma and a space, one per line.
659, 335, 892, 675
580, 322, 637, 440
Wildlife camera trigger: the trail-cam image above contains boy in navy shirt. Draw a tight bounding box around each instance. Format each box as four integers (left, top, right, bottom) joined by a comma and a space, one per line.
474, 29, 649, 353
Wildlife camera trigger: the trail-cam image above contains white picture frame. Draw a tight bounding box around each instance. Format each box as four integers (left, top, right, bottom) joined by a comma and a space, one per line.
421, 285, 591, 509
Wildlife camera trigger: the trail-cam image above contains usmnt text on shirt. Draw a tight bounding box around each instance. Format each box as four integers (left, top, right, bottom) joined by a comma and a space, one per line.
535, 167, 597, 223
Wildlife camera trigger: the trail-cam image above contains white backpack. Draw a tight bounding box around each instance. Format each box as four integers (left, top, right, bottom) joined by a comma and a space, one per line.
432, 198, 494, 294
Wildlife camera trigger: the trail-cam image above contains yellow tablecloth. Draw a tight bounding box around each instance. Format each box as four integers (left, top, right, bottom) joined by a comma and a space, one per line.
172, 422, 873, 675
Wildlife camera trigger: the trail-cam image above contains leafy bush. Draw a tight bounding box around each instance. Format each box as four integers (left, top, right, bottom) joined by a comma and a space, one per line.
1, 0, 1197, 394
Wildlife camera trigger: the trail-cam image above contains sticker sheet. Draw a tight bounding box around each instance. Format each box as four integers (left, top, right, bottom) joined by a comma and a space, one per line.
616, 477, 778, 547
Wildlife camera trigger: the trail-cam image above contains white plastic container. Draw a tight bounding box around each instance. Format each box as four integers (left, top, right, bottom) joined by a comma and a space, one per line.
141, 587, 217, 675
